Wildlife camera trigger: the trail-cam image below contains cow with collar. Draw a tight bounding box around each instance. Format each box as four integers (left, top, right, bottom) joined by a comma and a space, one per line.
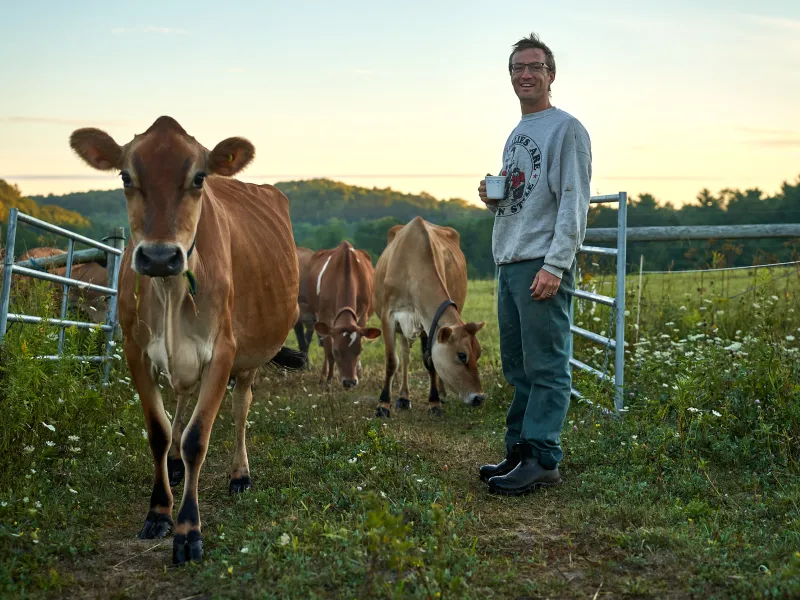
69, 116, 301, 565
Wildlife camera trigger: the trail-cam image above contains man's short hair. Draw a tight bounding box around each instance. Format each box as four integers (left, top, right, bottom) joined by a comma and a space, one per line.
508, 32, 556, 76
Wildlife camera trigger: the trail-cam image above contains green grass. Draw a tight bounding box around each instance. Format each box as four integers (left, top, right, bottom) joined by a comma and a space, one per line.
1, 273, 799, 599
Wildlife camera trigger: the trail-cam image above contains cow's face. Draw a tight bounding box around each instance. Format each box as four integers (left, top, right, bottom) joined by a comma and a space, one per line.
314, 322, 381, 389
69, 116, 254, 278
430, 321, 486, 406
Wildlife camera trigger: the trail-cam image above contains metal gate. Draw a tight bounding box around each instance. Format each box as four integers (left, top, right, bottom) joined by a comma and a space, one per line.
569, 192, 627, 412
0, 208, 125, 385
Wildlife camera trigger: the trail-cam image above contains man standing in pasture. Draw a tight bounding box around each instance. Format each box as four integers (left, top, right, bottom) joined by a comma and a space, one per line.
477, 33, 592, 495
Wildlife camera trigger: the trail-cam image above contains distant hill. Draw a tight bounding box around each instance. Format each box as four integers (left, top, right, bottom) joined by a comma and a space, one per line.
28, 178, 485, 229
1, 179, 89, 230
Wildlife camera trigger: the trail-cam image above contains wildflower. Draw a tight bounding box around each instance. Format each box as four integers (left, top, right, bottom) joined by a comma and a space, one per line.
279, 533, 290, 546
787, 335, 795, 342
240, 546, 249, 554
23, 497, 29, 503
370, 466, 377, 471
68, 435, 80, 442
0, 502, 6, 507
69, 488, 78, 494
24, 446, 35, 453
703, 299, 713, 304
416, 478, 424, 483
380, 491, 387, 498
142, 429, 148, 439
771, 295, 779, 301
35, 501, 42, 508
348, 457, 357, 464
665, 322, 675, 327
685, 351, 694, 357
356, 486, 363, 491
712, 410, 722, 417
631, 435, 638, 440
41, 422, 55, 432
311, 405, 317, 409
723, 342, 742, 352
716, 310, 724, 316
679, 306, 687, 311
69, 447, 81, 453
753, 303, 761, 309
687, 407, 700, 413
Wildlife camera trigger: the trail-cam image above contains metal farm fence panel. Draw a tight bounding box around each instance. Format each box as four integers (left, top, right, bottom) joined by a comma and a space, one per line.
0, 208, 125, 385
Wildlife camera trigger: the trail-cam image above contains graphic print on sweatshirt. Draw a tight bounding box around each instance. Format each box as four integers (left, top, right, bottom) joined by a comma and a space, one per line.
496, 133, 542, 217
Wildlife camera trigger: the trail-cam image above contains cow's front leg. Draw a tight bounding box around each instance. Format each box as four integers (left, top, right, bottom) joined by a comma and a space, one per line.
376, 311, 397, 418
427, 369, 444, 417
172, 333, 235, 566
230, 369, 257, 494
321, 335, 335, 385
167, 393, 190, 487
395, 335, 411, 410
125, 338, 174, 540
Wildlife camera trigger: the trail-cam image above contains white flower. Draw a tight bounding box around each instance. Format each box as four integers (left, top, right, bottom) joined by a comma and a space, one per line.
35, 501, 42, 508
356, 486, 363, 491
753, 303, 761, 309
45, 441, 55, 447
724, 342, 742, 352
58, 397, 65, 404
380, 491, 387, 498
416, 478, 424, 483
279, 533, 290, 546
69, 447, 81, 453
69, 488, 78, 494
41, 422, 55, 432
665, 322, 675, 327
0, 502, 6, 507
68, 435, 80, 442
687, 407, 700, 413
631, 435, 638, 440
142, 429, 148, 439
679, 306, 687, 311
786, 335, 795, 342
716, 310, 724, 316
24, 445, 35, 453
240, 546, 249, 553
712, 410, 722, 417
685, 351, 694, 357
23, 497, 29, 503
771, 295, 779, 301
703, 299, 713, 304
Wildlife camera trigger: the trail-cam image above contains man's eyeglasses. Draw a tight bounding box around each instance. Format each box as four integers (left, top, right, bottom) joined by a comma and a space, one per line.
511, 62, 550, 75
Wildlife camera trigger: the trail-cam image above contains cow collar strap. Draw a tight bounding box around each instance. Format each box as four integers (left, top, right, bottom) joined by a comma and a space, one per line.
423, 299, 458, 372
184, 232, 198, 296
334, 306, 359, 325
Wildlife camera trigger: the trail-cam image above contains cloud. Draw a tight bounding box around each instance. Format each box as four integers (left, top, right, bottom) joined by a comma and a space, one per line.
111, 26, 188, 35
3, 116, 134, 127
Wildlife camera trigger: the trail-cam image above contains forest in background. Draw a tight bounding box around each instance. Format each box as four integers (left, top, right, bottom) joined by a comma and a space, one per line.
1, 175, 797, 278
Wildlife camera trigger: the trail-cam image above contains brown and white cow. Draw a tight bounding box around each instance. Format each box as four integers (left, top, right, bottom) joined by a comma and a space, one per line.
306, 241, 381, 388
69, 116, 300, 565
373, 217, 486, 417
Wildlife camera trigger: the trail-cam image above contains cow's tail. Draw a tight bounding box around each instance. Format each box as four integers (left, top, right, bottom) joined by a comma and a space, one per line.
267, 346, 307, 371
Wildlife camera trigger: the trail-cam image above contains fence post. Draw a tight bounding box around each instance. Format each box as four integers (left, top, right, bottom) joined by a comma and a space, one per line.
614, 192, 627, 412
102, 227, 125, 385
57, 239, 76, 355
0, 208, 20, 344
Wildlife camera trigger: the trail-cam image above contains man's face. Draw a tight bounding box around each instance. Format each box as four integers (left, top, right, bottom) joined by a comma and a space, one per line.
511, 48, 554, 105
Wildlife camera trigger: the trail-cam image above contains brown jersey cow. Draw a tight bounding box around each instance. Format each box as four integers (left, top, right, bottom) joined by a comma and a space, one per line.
306, 241, 381, 388
69, 116, 301, 566
373, 217, 486, 417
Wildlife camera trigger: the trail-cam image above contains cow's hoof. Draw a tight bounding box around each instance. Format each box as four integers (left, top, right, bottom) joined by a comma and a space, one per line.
138, 510, 173, 540
229, 476, 252, 495
375, 406, 391, 419
172, 531, 202, 566
167, 457, 185, 487
395, 397, 411, 410
428, 406, 444, 417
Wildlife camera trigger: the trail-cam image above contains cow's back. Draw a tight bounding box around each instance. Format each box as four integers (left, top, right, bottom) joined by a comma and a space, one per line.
374, 217, 467, 315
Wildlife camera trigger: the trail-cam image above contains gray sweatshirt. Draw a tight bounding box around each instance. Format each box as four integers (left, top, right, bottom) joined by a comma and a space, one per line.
487, 107, 592, 279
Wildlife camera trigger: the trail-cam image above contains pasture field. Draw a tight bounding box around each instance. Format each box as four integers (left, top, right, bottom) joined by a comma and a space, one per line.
0, 269, 799, 599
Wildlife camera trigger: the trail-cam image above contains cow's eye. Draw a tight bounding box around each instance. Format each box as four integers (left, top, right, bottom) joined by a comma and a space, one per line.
120, 171, 133, 188
457, 352, 468, 364
192, 172, 206, 188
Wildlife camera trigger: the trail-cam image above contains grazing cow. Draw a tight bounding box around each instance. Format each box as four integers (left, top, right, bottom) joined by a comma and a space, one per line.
293, 246, 316, 364
69, 116, 301, 565
53, 261, 110, 324
373, 217, 486, 417
307, 241, 381, 388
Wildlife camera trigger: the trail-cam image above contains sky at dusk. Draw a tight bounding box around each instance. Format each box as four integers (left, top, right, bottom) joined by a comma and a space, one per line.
1, 0, 798, 206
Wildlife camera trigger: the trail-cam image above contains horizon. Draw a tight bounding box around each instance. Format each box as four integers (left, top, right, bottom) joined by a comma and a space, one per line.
1, 0, 798, 207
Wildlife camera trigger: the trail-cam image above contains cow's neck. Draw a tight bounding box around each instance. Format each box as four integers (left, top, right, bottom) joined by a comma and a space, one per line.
421, 292, 462, 332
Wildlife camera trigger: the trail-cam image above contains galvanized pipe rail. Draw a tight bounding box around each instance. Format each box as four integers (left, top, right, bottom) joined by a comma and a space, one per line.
569, 192, 627, 412
584, 223, 800, 243
0, 208, 125, 384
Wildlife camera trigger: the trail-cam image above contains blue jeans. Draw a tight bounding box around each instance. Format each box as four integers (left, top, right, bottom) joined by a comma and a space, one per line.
497, 258, 574, 469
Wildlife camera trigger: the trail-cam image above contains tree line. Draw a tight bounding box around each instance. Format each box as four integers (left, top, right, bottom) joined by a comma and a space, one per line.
6, 174, 799, 278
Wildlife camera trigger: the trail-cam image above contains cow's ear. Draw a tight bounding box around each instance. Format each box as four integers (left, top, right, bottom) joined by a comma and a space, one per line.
361, 327, 382, 340
464, 321, 486, 336
208, 137, 255, 176
70, 128, 123, 171
436, 326, 452, 344
314, 322, 331, 337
